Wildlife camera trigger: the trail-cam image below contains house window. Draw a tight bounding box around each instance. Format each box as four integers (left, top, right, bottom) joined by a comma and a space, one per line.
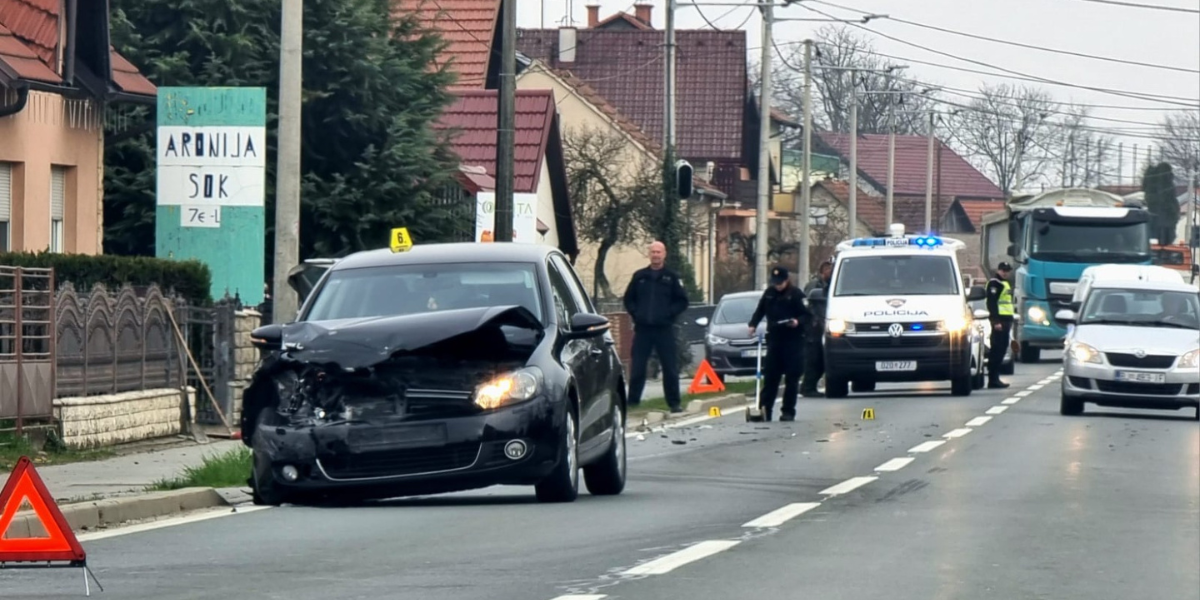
0, 162, 11, 252
50, 165, 65, 253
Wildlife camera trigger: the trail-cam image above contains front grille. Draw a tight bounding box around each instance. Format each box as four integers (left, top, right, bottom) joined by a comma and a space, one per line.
1105, 353, 1176, 369
847, 335, 944, 350
854, 322, 940, 334
319, 442, 480, 479
1095, 380, 1185, 396
1068, 376, 1091, 389
404, 389, 478, 420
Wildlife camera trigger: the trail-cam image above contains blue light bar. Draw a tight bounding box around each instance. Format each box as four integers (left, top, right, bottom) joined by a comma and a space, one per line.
848, 235, 944, 248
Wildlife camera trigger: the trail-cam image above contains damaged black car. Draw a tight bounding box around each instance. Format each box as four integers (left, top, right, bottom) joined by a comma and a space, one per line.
242, 243, 628, 505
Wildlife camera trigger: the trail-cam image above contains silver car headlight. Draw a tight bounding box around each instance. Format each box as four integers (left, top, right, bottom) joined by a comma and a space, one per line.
1068, 342, 1102, 365
1179, 349, 1200, 370
474, 367, 542, 410
706, 333, 730, 345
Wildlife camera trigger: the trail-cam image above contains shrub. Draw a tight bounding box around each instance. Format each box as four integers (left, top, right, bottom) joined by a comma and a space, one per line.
0, 251, 212, 305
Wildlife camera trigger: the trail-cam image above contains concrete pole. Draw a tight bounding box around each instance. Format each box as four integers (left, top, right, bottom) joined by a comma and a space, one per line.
798, 39, 812, 282
886, 104, 894, 225
665, 0, 677, 153
925, 109, 934, 233
494, 0, 516, 242
848, 77, 857, 239
754, 1, 772, 288
273, 0, 303, 324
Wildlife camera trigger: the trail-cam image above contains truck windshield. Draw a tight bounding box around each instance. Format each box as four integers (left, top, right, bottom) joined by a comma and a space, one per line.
834, 255, 959, 296
1029, 221, 1150, 263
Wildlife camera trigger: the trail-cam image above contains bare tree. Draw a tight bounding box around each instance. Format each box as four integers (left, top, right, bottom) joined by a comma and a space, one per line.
949, 84, 1057, 195
1051, 104, 1118, 188
562, 125, 660, 299
1158, 111, 1200, 185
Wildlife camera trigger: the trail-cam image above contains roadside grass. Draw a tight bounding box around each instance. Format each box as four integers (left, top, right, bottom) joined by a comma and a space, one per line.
0, 428, 115, 471
628, 379, 756, 417
148, 446, 252, 491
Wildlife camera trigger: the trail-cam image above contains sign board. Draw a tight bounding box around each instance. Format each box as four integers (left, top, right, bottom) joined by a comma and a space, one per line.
475, 192, 538, 243
390, 227, 413, 253
155, 87, 267, 305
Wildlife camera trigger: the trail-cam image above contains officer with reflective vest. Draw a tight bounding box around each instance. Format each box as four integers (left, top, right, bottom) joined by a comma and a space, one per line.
986, 262, 1015, 389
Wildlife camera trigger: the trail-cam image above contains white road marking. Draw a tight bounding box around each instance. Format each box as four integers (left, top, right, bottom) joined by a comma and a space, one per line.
621, 540, 741, 576
1002, 396, 1022, 405
943, 428, 972, 439
742, 502, 821, 528
820, 476, 878, 496
1038, 378, 1053, 385
965, 416, 993, 427
909, 440, 946, 453
986, 406, 1009, 415
1016, 390, 1033, 397
1028, 384, 1044, 390
874, 457, 915, 472
550, 596, 607, 600
76, 506, 273, 542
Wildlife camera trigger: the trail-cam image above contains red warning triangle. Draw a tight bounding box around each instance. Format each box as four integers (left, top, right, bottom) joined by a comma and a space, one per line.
687, 359, 726, 394
0, 456, 86, 563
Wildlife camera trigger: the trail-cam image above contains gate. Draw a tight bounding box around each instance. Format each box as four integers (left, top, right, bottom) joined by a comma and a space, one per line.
0, 267, 56, 432
178, 298, 238, 426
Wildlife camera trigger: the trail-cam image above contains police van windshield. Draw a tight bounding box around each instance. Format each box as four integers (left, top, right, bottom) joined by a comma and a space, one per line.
834, 255, 959, 296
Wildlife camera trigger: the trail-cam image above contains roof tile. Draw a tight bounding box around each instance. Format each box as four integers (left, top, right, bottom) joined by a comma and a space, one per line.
393, 0, 499, 89
435, 89, 556, 193
816, 132, 1004, 200
955, 199, 1006, 229
0, 22, 59, 83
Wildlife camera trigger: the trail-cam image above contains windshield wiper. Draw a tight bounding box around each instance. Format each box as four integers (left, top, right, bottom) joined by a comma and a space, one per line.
1080, 318, 1138, 326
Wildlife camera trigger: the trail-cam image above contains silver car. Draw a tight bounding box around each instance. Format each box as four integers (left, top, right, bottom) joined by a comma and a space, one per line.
1057, 279, 1200, 420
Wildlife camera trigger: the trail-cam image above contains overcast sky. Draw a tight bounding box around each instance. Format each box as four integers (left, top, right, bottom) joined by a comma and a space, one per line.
517, 0, 1200, 187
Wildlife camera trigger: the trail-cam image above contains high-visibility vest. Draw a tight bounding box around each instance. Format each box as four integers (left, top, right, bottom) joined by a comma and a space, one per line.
994, 279, 1014, 316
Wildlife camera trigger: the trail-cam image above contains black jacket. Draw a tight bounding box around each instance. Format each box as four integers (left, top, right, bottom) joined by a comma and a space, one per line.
803, 277, 830, 336
623, 266, 690, 328
749, 284, 811, 343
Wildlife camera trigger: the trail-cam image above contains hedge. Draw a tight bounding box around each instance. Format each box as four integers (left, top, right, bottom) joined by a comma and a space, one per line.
0, 252, 212, 305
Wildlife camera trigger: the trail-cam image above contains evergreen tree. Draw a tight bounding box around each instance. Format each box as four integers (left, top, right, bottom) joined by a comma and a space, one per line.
1142, 162, 1179, 244
104, 0, 463, 273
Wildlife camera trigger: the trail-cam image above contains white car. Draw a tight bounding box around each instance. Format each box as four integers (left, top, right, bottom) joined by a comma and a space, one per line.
807, 225, 988, 397
1057, 278, 1200, 420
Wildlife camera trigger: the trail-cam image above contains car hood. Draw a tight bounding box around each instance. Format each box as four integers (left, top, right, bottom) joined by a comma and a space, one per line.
827, 295, 967, 323
708, 322, 756, 342
281, 305, 545, 370
1071, 324, 1200, 355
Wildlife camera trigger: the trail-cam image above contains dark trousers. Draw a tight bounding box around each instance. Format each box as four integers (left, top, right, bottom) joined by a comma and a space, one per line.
801, 336, 824, 393
988, 318, 1012, 380
628, 325, 681, 409
760, 338, 804, 416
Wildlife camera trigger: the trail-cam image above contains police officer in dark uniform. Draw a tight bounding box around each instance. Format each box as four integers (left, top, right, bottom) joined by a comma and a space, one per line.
986, 262, 1015, 389
801, 259, 833, 397
747, 266, 810, 421
623, 241, 692, 412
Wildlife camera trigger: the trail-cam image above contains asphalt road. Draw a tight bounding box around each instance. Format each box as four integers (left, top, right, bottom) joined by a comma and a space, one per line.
3, 354, 1197, 600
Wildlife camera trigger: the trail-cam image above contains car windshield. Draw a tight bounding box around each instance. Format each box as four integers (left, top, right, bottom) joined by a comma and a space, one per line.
713, 296, 760, 324
303, 262, 545, 323
1029, 220, 1150, 263
1079, 288, 1200, 330
834, 255, 959, 296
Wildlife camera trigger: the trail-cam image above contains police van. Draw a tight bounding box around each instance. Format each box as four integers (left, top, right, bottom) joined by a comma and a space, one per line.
806, 225, 989, 397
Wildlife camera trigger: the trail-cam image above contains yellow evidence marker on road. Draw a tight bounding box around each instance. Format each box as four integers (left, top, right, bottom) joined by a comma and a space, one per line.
862, 408, 875, 420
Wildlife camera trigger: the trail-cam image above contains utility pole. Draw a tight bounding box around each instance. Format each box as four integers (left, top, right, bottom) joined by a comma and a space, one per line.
799, 38, 812, 283
494, 0, 516, 242
273, 0, 303, 324
925, 108, 935, 233
886, 104, 895, 225
754, 1, 772, 289
1117, 142, 1124, 186
666, 0, 677, 153
848, 78, 857, 239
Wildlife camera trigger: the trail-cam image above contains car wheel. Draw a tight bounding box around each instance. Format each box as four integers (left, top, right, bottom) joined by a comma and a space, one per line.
951, 370, 973, 396
535, 407, 580, 503
250, 409, 289, 506
1059, 387, 1083, 415
825, 376, 849, 398
971, 356, 986, 390
584, 402, 627, 496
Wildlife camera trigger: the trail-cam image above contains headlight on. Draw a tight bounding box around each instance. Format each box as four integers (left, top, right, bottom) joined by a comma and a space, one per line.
1068, 342, 1102, 364
706, 333, 729, 345
939, 314, 968, 333
827, 319, 853, 336
474, 367, 541, 410
1179, 349, 1200, 369
1027, 305, 1048, 325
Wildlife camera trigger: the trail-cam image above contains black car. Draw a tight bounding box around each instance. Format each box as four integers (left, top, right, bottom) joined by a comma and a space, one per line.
242, 243, 628, 505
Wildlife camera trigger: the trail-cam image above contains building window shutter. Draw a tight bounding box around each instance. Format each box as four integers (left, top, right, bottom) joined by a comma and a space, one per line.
51, 166, 65, 221
0, 163, 11, 222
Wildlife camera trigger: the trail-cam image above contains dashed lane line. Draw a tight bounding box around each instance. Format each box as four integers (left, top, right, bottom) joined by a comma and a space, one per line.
874, 457, 915, 472
943, 427, 973, 439
76, 506, 273, 542
1016, 390, 1034, 397
965, 416, 993, 427
620, 540, 742, 576
986, 406, 1009, 415
742, 502, 822, 528
550, 596, 607, 600
820, 476, 878, 496
909, 440, 946, 453
1002, 396, 1022, 405
1028, 384, 1045, 391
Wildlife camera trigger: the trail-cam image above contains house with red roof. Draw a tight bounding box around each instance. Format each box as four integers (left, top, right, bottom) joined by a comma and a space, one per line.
0, 0, 155, 254
392, 0, 502, 89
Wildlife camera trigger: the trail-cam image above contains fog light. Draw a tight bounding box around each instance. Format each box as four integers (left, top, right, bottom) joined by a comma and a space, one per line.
281, 465, 299, 482
504, 440, 527, 460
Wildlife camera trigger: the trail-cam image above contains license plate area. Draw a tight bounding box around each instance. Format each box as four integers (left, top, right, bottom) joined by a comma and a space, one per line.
1116, 371, 1166, 384
348, 423, 448, 451
742, 349, 766, 357
876, 360, 917, 372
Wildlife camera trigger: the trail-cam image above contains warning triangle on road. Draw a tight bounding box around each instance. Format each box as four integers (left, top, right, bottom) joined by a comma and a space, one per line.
687, 359, 726, 395
0, 456, 86, 564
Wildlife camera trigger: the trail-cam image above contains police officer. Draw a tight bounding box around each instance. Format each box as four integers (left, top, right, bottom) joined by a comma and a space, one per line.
986, 262, 1015, 389
747, 266, 810, 421
801, 260, 833, 397
623, 241, 691, 412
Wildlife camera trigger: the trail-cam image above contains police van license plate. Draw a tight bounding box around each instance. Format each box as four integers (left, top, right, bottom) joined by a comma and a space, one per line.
1116, 371, 1166, 384
876, 361, 917, 372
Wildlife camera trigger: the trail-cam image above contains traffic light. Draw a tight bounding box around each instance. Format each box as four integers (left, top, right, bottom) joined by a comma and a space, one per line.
675, 159, 694, 199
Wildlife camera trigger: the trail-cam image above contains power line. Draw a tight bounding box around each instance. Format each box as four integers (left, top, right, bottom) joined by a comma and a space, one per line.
791, 2, 1200, 107
808, 0, 1199, 74
1062, 0, 1200, 13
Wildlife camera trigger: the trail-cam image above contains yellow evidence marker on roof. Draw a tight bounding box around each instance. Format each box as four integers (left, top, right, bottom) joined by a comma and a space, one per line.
390, 227, 413, 253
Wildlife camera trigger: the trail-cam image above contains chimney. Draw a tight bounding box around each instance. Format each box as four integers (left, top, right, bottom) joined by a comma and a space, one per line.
586, 4, 600, 28
634, 3, 653, 25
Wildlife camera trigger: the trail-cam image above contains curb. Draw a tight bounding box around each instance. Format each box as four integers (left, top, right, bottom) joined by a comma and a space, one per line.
627, 392, 750, 427
7, 487, 229, 537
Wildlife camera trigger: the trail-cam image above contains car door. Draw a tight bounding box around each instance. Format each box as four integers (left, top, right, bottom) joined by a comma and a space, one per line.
546, 257, 606, 450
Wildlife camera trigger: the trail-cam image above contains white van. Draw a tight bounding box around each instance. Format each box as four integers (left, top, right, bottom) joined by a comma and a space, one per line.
805, 225, 989, 398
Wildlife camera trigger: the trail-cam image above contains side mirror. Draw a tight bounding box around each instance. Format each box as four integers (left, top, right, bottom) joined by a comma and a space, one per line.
1055, 309, 1076, 323
695, 316, 710, 327
966, 285, 987, 302
973, 308, 990, 320
1005, 244, 1017, 258
1069, 301, 1082, 311
565, 313, 610, 339
807, 288, 827, 302
250, 324, 284, 351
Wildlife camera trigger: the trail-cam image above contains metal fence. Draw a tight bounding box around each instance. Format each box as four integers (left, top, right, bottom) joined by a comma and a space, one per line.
0, 267, 56, 431
176, 297, 242, 426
